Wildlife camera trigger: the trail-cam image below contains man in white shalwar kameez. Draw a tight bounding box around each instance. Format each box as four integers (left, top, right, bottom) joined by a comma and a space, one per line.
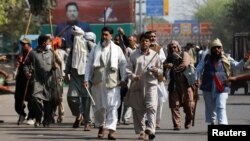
126, 33, 163, 140
84, 26, 127, 140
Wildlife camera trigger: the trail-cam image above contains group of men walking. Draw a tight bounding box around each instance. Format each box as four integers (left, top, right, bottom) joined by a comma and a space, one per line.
12, 2, 250, 141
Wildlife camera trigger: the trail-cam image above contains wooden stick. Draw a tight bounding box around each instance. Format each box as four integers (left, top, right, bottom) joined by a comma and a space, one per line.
84, 85, 96, 105
15, 13, 32, 79
24, 13, 32, 37
49, 9, 54, 37
139, 52, 158, 78
22, 79, 30, 104
129, 52, 158, 90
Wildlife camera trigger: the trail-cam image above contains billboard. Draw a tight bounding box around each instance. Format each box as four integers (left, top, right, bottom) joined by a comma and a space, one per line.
180, 23, 192, 36
52, 0, 135, 24
200, 22, 213, 35
146, 23, 172, 34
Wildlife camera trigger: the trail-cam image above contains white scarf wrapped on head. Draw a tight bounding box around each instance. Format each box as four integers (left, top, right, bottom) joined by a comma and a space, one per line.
71, 26, 87, 75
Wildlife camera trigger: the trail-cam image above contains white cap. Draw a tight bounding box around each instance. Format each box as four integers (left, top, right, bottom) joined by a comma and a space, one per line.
85, 32, 96, 43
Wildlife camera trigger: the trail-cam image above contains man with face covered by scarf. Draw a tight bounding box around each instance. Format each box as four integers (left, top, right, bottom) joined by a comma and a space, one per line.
164, 40, 195, 130
195, 38, 249, 125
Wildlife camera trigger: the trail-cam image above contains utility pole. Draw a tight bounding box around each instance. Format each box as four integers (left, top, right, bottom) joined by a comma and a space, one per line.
151, 16, 153, 31
139, 0, 142, 33
137, 0, 145, 33
104, 7, 106, 27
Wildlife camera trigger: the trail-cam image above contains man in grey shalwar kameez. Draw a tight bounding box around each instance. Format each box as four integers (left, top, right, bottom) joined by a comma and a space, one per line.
24, 35, 55, 127
84, 26, 127, 140
126, 33, 163, 140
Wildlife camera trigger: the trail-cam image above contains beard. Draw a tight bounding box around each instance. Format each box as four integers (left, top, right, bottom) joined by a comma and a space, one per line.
101, 39, 111, 47
211, 52, 222, 61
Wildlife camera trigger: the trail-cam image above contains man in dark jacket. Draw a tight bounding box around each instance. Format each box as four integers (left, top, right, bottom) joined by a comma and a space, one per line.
15, 38, 34, 125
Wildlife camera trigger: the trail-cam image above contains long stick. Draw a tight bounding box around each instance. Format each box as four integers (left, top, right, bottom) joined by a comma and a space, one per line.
15, 13, 32, 79
129, 52, 158, 90
140, 52, 158, 77
49, 9, 54, 37
56, 25, 71, 37
22, 79, 30, 104
24, 13, 32, 37
48, 9, 56, 63
192, 86, 199, 126
84, 86, 96, 105
125, 52, 159, 106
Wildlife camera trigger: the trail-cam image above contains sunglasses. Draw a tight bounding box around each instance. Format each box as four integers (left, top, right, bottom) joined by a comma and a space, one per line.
212, 46, 222, 49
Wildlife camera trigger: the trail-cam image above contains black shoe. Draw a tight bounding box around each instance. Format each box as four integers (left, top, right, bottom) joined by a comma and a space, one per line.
51, 118, 55, 124
174, 126, 181, 130
17, 115, 26, 125
145, 129, 155, 140
42, 121, 50, 128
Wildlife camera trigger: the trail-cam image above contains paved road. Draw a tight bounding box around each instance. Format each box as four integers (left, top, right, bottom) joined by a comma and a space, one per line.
1, 88, 250, 141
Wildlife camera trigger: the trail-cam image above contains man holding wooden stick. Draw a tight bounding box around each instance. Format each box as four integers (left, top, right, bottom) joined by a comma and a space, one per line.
126, 33, 163, 140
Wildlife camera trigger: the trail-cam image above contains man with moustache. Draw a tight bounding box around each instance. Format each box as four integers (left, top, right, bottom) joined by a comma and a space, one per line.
84, 26, 127, 140
195, 38, 249, 125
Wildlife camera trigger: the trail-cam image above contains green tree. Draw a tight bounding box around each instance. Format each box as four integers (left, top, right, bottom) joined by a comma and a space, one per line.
0, 0, 55, 53
195, 0, 250, 52
0, 0, 39, 40
194, 0, 232, 51
226, 0, 250, 33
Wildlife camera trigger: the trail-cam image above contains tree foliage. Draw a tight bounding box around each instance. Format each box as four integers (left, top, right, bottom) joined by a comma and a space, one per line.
194, 0, 250, 51
0, 0, 56, 49
0, 0, 39, 40
195, 0, 230, 22
226, 0, 250, 32
194, 0, 239, 51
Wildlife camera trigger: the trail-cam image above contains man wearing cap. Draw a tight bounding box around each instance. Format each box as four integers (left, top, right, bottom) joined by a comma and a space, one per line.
195, 38, 250, 125
14, 38, 34, 125
85, 32, 97, 51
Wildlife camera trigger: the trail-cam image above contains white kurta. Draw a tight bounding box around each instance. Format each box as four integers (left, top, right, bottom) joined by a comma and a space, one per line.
126, 49, 163, 134
156, 48, 168, 125
85, 41, 127, 131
